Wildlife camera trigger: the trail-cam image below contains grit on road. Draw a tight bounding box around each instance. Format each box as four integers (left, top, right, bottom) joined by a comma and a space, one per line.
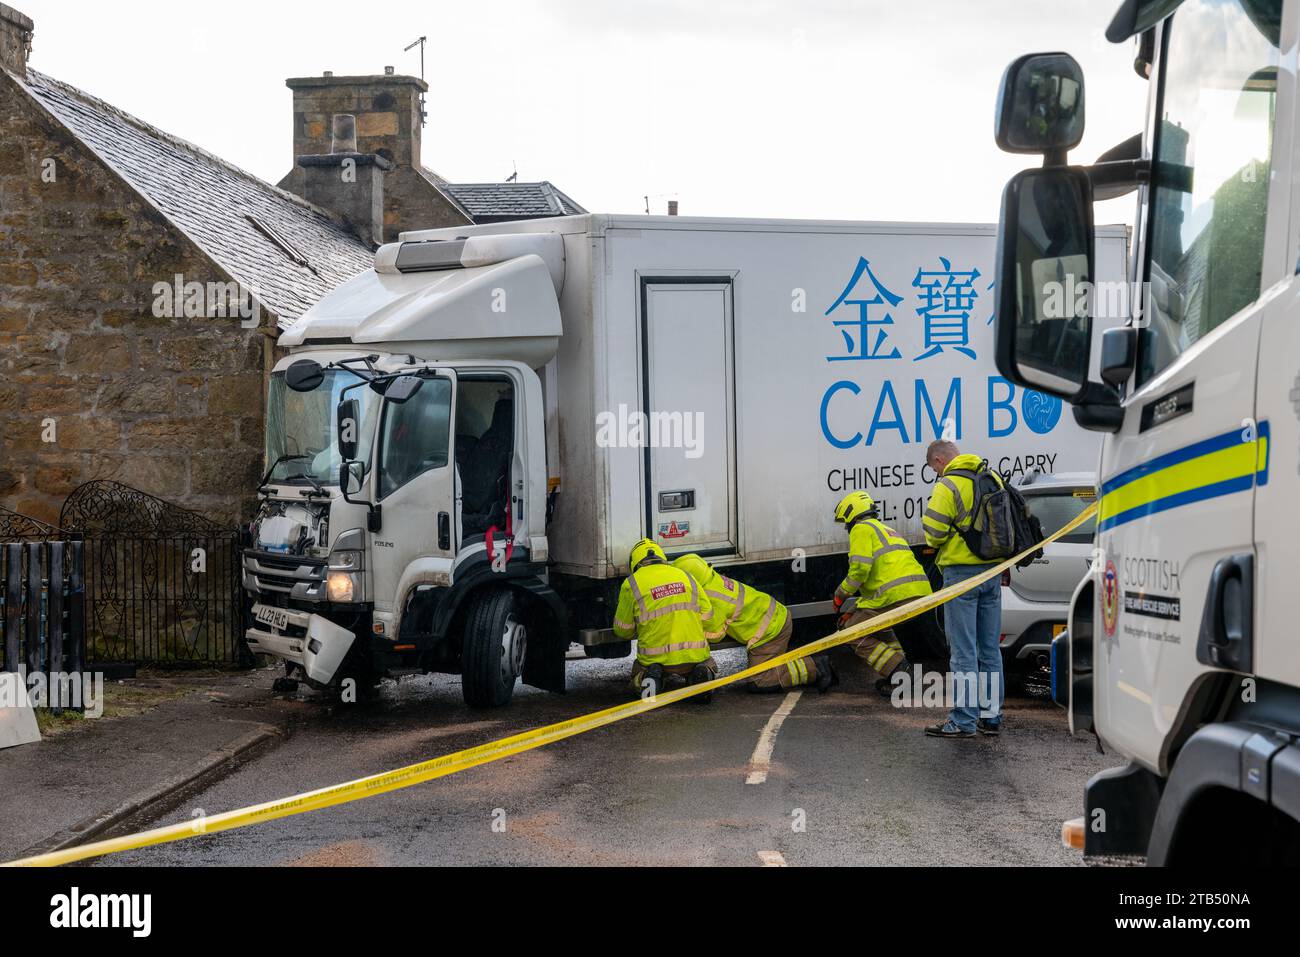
96, 650, 1114, 867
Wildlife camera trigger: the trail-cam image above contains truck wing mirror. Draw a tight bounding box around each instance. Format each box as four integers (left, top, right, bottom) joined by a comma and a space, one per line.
1100, 327, 1137, 388
994, 166, 1096, 401
338, 461, 363, 496
285, 358, 324, 392
383, 375, 424, 404
337, 397, 360, 461
995, 52, 1085, 163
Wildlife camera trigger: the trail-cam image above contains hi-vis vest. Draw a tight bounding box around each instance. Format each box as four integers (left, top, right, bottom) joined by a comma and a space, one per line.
612, 561, 714, 666
922, 453, 1005, 567
836, 518, 932, 610
672, 555, 788, 649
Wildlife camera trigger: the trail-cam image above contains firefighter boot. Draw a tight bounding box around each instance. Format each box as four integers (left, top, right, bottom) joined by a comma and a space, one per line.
813, 654, 839, 693
686, 663, 716, 704
641, 663, 667, 699
875, 660, 909, 699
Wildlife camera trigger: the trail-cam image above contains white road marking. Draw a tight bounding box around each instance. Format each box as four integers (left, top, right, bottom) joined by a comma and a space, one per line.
745, 690, 803, 785
758, 850, 788, 867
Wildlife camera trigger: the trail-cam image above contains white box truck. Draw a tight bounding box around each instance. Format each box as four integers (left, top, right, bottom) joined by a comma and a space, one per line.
242, 214, 1127, 707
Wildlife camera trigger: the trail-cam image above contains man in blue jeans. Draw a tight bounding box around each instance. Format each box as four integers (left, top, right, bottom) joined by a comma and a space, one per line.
920, 440, 1004, 738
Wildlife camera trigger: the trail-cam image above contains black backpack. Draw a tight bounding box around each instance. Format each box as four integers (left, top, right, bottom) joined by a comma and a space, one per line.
948, 460, 1044, 569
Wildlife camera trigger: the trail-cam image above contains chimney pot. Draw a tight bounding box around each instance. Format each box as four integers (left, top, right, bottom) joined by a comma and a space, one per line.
331, 114, 358, 154
0, 3, 34, 78
384, 65, 395, 76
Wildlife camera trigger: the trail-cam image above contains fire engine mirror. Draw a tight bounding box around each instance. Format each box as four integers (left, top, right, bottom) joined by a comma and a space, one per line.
994, 166, 1095, 400
995, 52, 1085, 158
285, 359, 325, 393
337, 397, 360, 461
383, 375, 424, 405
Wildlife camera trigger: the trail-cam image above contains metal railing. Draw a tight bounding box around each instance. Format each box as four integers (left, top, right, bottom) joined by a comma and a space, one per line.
0, 539, 87, 713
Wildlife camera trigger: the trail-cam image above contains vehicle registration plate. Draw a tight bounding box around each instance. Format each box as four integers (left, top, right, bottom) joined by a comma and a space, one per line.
254, 604, 290, 631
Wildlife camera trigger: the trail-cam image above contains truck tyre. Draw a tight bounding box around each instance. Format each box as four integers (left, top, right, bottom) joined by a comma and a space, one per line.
462, 588, 527, 708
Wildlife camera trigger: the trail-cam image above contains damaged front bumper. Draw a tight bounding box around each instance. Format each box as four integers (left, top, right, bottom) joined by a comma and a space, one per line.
246, 605, 356, 685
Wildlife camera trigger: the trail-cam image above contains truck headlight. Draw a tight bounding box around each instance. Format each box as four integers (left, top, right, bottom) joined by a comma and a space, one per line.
327, 572, 355, 602
329, 550, 362, 571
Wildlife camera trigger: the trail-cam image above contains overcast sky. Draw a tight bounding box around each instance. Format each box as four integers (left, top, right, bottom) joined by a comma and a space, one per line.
17, 0, 1148, 225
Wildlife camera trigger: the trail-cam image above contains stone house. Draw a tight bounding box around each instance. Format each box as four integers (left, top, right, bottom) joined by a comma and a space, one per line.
0, 5, 584, 527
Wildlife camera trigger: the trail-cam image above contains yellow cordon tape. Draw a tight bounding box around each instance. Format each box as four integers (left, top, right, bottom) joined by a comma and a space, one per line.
6, 502, 1098, 867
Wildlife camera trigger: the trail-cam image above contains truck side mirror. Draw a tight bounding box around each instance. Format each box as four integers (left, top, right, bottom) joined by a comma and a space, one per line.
994, 166, 1096, 401
995, 52, 1085, 162
383, 375, 424, 404
337, 397, 360, 461
285, 358, 324, 392
1099, 327, 1137, 388
337, 461, 363, 496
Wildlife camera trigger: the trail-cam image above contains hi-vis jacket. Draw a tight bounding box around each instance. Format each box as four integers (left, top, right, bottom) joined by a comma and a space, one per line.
612, 561, 714, 667
672, 555, 788, 649
923, 453, 1004, 567
836, 518, 932, 610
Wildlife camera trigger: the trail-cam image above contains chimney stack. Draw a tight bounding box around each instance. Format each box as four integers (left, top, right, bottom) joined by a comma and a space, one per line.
667, 200, 679, 216
0, 3, 33, 77
295, 113, 391, 247
279, 70, 468, 241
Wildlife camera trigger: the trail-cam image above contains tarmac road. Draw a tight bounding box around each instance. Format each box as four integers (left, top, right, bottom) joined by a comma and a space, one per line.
96, 648, 1115, 867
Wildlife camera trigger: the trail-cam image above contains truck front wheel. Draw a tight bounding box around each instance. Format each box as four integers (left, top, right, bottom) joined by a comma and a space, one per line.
462, 589, 527, 708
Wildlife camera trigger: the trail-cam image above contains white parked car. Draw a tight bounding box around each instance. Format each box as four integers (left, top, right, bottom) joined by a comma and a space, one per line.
999, 471, 1097, 689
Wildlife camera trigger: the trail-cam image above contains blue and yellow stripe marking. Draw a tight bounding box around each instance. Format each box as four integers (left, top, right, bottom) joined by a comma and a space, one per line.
1099, 422, 1269, 532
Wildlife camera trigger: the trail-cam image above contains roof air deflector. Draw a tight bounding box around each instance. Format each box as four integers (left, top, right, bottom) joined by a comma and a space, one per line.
394, 239, 468, 273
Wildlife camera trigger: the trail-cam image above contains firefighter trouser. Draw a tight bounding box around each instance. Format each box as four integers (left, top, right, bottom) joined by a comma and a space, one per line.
841, 600, 909, 679
745, 619, 819, 692
630, 656, 718, 693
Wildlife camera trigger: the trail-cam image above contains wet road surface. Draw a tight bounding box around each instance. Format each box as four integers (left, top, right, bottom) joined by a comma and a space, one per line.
98, 649, 1114, 866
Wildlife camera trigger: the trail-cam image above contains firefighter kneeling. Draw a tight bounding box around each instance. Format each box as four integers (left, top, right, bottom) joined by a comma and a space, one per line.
674, 554, 836, 694
832, 491, 932, 696
613, 539, 719, 702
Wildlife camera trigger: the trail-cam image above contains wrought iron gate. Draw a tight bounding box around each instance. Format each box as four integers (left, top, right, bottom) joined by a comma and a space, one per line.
58, 482, 246, 666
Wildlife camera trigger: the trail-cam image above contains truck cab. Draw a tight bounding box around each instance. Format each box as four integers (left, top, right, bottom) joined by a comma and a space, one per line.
993, 0, 1300, 864
243, 235, 570, 707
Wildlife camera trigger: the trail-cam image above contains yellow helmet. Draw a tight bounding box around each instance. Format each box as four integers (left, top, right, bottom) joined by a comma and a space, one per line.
630, 538, 667, 570
672, 553, 715, 585
834, 491, 877, 526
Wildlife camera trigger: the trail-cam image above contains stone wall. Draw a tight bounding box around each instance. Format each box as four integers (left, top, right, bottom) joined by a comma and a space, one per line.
0, 76, 268, 526
277, 73, 469, 242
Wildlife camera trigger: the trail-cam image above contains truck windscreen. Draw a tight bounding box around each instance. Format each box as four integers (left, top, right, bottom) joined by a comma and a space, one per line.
264, 369, 380, 485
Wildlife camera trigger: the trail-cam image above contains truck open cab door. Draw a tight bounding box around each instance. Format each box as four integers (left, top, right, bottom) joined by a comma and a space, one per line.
366, 369, 459, 636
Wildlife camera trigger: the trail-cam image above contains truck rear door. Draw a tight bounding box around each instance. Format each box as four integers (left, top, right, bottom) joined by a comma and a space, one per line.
641, 277, 737, 557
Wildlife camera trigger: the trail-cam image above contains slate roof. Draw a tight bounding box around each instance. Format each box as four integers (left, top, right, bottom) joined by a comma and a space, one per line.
15, 68, 375, 326
441, 181, 587, 223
